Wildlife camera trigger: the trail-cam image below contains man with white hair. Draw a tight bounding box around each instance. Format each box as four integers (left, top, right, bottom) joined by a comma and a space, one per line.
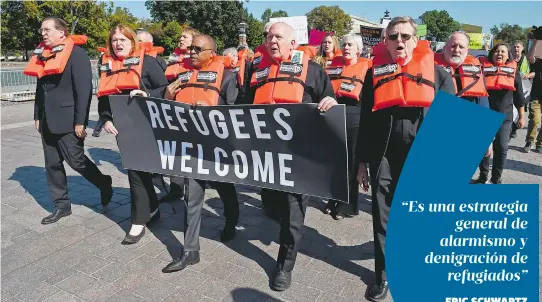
436, 31, 493, 170
245, 22, 338, 291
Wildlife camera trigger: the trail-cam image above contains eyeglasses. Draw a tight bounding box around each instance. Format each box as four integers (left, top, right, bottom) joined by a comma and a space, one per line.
187, 46, 213, 54
38, 28, 54, 34
388, 33, 414, 41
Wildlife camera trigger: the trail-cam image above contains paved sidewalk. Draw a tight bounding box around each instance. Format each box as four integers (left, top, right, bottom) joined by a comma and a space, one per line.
1, 102, 541, 301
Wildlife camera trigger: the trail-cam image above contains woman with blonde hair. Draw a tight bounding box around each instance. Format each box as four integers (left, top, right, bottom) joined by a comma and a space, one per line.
313, 33, 341, 68
97, 24, 168, 244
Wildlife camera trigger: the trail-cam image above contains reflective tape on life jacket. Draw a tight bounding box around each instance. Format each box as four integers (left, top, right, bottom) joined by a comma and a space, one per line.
96, 49, 145, 97
327, 56, 370, 101
325, 50, 342, 67
174, 56, 225, 106
372, 40, 436, 111
24, 35, 88, 78
434, 54, 489, 97
479, 57, 517, 91
250, 50, 309, 104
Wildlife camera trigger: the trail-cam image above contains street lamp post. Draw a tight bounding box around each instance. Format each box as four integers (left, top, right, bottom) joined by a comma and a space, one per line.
238, 22, 248, 49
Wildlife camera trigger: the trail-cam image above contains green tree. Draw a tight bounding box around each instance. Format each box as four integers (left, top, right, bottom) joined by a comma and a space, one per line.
146, 0, 247, 50
306, 6, 352, 37
490, 23, 531, 45
261, 8, 288, 24
419, 10, 460, 41
1, 1, 41, 60
161, 21, 183, 54
247, 12, 264, 49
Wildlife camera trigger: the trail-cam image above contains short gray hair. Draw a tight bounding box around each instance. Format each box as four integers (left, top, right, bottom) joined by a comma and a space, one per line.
136, 30, 153, 43
447, 31, 470, 44
223, 47, 238, 57
341, 34, 364, 54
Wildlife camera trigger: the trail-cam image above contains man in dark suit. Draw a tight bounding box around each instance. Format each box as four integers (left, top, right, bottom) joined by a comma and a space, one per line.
161, 34, 240, 273
32, 17, 113, 224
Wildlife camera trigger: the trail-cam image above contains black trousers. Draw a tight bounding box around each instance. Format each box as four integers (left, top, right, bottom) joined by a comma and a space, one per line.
328, 125, 360, 215
262, 189, 309, 272
183, 179, 239, 251
128, 170, 159, 224
369, 150, 408, 284
153, 175, 185, 197
479, 120, 512, 181
41, 119, 108, 210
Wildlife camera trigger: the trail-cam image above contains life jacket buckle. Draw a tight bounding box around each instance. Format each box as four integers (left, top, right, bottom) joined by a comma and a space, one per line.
288, 74, 294, 84
416, 73, 423, 85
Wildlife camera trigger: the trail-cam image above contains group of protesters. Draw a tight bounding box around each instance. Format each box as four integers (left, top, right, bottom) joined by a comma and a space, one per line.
25, 14, 542, 301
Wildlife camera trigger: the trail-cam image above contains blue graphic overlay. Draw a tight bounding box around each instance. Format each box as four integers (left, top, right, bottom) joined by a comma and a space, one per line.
387, 91, 540, 302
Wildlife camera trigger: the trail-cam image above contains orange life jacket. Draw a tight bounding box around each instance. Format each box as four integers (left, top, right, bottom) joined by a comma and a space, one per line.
372, 40, 436, 111
97, 47, 107, 54
324, 50, 342, 67
235, 49, 247, 85
297, 45, 318, 59
164, 48, 191, 81
96, 49, 145, 97
479, 57, 517, 91
252, 44, 267, 69
434, 54, 488, 97
173, 57, 225, 106
24, 35, 88, 78
327, 56, 370, 101
250, 50, 309, 104
139, 42, 164, 58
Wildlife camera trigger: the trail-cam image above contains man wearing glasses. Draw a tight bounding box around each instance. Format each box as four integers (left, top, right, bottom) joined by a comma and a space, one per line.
161, 34, 240, 273
27, 17, 113, 225
355, 17, 455, 301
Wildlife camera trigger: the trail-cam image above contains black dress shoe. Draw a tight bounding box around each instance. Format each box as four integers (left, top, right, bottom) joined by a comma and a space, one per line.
220, 225, 236, 242
121, 227, 145, 245
271, 269, 292, 291
101, 175, 113, 207
41, 209, 72, 225
367, 281, 389, 302
162, 251, 200, 273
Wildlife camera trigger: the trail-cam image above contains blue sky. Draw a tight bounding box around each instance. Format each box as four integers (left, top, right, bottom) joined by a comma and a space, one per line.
113, 1, 541, 33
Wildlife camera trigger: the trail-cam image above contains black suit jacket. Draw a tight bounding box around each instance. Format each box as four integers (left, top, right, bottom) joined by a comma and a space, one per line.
34, 45, 93, 134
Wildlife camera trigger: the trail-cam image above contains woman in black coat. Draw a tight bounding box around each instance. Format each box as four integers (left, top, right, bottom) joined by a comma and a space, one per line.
473, 43, 527, 184
98, 24, 168, 244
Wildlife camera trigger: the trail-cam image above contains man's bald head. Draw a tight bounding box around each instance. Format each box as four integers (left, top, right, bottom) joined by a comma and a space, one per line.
269, 22, 296, 41
193, 34, 216, 53
190, 34, 216, 69
136, 30, 153, 43
266, 22, 297, 61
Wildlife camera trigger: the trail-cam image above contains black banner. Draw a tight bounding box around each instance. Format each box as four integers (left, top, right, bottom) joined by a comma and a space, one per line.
360, 25, 383, 46
109, 95, 350, 203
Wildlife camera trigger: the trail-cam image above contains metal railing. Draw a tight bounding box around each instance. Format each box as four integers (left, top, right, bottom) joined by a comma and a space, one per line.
1, 62, 99, 102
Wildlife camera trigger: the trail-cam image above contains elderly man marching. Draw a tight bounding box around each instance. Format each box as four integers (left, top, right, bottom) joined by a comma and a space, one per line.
244, 22, 338, 291
356, 17, 455, 301
435, 31, 493, 159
